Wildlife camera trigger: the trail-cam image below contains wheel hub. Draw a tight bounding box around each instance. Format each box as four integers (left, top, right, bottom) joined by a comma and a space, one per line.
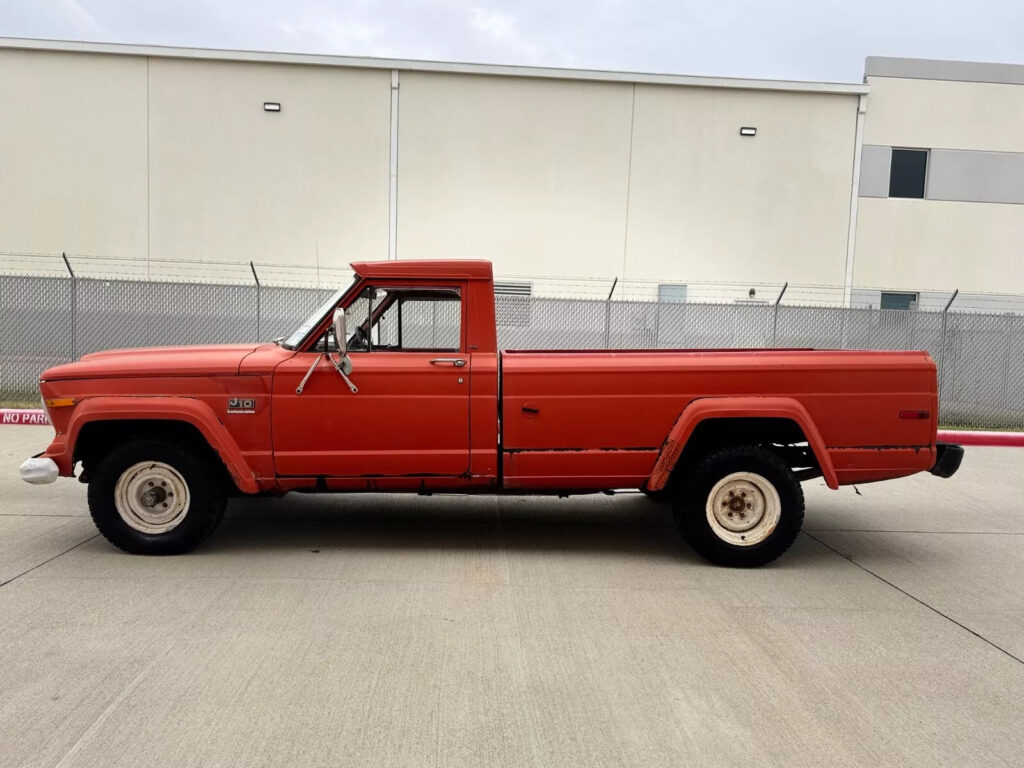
705, 472, 781, 546
114, 462, 190, 534
139, 486, 167, 508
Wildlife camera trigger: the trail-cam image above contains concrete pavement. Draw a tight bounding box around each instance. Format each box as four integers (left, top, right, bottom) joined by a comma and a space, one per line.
1, 425, 1022, 767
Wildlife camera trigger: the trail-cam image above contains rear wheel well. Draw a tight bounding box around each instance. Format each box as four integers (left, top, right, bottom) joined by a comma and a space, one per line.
672, 417, 821, 484
74, 419, 234, 490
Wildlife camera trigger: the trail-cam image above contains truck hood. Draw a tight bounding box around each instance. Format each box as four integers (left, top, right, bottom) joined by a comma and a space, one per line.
41, 343, 267, 381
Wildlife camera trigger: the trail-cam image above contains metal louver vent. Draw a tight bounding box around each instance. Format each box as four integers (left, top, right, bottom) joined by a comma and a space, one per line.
494, 281, 533, 296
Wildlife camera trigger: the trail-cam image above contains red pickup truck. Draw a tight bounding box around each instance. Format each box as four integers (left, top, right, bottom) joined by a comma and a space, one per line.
22, 259, 962, 566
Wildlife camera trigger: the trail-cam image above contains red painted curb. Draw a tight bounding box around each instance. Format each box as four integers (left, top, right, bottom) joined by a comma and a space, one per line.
937, 430, 1024, 447
0, 408, 49, 425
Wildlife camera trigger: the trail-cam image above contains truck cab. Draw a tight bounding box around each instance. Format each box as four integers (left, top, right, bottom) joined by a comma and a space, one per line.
269, 260, 500, 487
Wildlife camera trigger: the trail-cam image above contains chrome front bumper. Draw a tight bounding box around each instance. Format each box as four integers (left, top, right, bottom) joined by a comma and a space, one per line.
19, 456, 59, 485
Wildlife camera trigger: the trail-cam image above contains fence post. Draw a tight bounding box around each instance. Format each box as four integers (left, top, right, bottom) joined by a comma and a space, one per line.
771, 282, 788, 347
62, 252, 77, 360
939, 289, 959, 403
604, 277, 618, 349
250, 261, 261, 342
999, 313, 1013, 427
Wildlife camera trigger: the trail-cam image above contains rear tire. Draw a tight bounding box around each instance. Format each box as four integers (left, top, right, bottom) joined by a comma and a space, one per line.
87, 438, 227, 555
674, 445, 803, 567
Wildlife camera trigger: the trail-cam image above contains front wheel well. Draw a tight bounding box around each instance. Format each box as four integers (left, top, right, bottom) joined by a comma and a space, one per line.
74, 419, 234, 490
672, 417, 822, 483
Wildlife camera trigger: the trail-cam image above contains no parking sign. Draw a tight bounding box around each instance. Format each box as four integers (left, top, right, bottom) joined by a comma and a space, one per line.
0, 409, 49, 425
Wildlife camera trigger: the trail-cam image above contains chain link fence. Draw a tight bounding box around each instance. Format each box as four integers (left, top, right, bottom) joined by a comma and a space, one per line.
2, 271, 1023, 429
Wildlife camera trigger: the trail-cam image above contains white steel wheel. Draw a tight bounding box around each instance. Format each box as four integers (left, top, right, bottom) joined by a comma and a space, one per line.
705, 471, 781, 547
114, 461, 191, 534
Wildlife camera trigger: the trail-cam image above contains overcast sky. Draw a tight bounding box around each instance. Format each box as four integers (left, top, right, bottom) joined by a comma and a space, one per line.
1, 0, 1022, 82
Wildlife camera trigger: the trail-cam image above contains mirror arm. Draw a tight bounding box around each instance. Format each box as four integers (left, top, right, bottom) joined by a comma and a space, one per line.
295, 354, 322, 395
296, 352, 358, 395
328, 353, 359, 394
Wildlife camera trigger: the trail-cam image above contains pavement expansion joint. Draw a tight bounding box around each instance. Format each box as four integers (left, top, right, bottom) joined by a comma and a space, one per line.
0, 533, 98, 588
803, 531, 1024, 668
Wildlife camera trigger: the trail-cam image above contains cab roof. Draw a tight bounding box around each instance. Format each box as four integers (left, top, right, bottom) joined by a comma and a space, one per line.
350, 259, 493, 281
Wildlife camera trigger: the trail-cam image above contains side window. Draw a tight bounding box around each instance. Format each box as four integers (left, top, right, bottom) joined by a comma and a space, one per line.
338, 286, 462, 352
385, 296, 461, 350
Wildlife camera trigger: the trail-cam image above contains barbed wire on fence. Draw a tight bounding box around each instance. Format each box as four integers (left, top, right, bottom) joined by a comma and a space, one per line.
4, 250, 1024, 312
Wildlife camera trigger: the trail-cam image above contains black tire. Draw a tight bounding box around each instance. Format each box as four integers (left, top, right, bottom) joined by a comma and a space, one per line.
87, 438, 227, 555
673, 444, 804, 567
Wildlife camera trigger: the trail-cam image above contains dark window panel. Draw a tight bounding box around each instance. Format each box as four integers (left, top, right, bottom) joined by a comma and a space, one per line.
880, 291, 918, 311
889, 149, 928, 198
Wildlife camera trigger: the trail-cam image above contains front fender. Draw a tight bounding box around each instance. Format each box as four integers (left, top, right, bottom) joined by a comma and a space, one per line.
646, 397, 839, 492
48, 396, 259, 494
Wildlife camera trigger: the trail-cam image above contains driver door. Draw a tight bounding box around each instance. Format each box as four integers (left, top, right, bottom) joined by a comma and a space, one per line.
271, 285, 470, 478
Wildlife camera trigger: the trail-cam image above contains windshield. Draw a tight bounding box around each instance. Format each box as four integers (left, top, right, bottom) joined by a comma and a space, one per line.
280, 278, 358, 350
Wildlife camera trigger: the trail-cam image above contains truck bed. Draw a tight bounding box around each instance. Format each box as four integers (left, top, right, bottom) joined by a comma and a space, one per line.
499, 348, 938, 489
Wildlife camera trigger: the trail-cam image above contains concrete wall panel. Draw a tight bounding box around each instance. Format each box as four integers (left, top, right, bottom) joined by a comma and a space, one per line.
859, 145, 892, 198
0, 50, 148, 259
927, 149, 1024, 205
854, 197, 1024, 293
623, 85, 859, 285
147, 58, 390, 267
864, 76, 1024, 154
395, 72, 633, 279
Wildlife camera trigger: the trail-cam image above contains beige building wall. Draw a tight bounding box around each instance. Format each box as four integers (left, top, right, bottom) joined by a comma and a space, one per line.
148, 58, 390, 268
0, 39, 868, 293
855, 198, 1024, 293
863, 77, 1024, 154
396, 72, 860, 287
624, 86, 859, 286
855, 64, 1024, 294
396, 72, 634, 280
0, 49, 148, 260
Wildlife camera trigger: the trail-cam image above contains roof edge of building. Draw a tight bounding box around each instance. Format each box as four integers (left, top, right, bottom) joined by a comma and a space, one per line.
0, 36, 869, 95
866, 55, 1024, 86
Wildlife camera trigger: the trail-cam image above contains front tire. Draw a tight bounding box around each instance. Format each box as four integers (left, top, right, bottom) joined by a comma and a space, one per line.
88, 438, 227, 555
674, 445, 804, 567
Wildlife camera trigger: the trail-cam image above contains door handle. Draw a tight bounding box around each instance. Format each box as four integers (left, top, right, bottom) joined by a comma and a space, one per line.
430, 358, 466, 367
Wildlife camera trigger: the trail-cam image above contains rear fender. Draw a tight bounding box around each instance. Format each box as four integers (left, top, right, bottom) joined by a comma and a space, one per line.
59, 396, 259, 493
647, 397, 839, 492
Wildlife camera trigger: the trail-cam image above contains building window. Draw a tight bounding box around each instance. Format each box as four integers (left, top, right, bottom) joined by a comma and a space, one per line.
658, 284, 688, 303
880, 291, 918, 311
889, 149, 928, 199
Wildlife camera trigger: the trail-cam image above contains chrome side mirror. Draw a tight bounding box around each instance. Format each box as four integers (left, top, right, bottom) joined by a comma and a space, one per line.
330, 307, 357, 391
332, 307, 347, 357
